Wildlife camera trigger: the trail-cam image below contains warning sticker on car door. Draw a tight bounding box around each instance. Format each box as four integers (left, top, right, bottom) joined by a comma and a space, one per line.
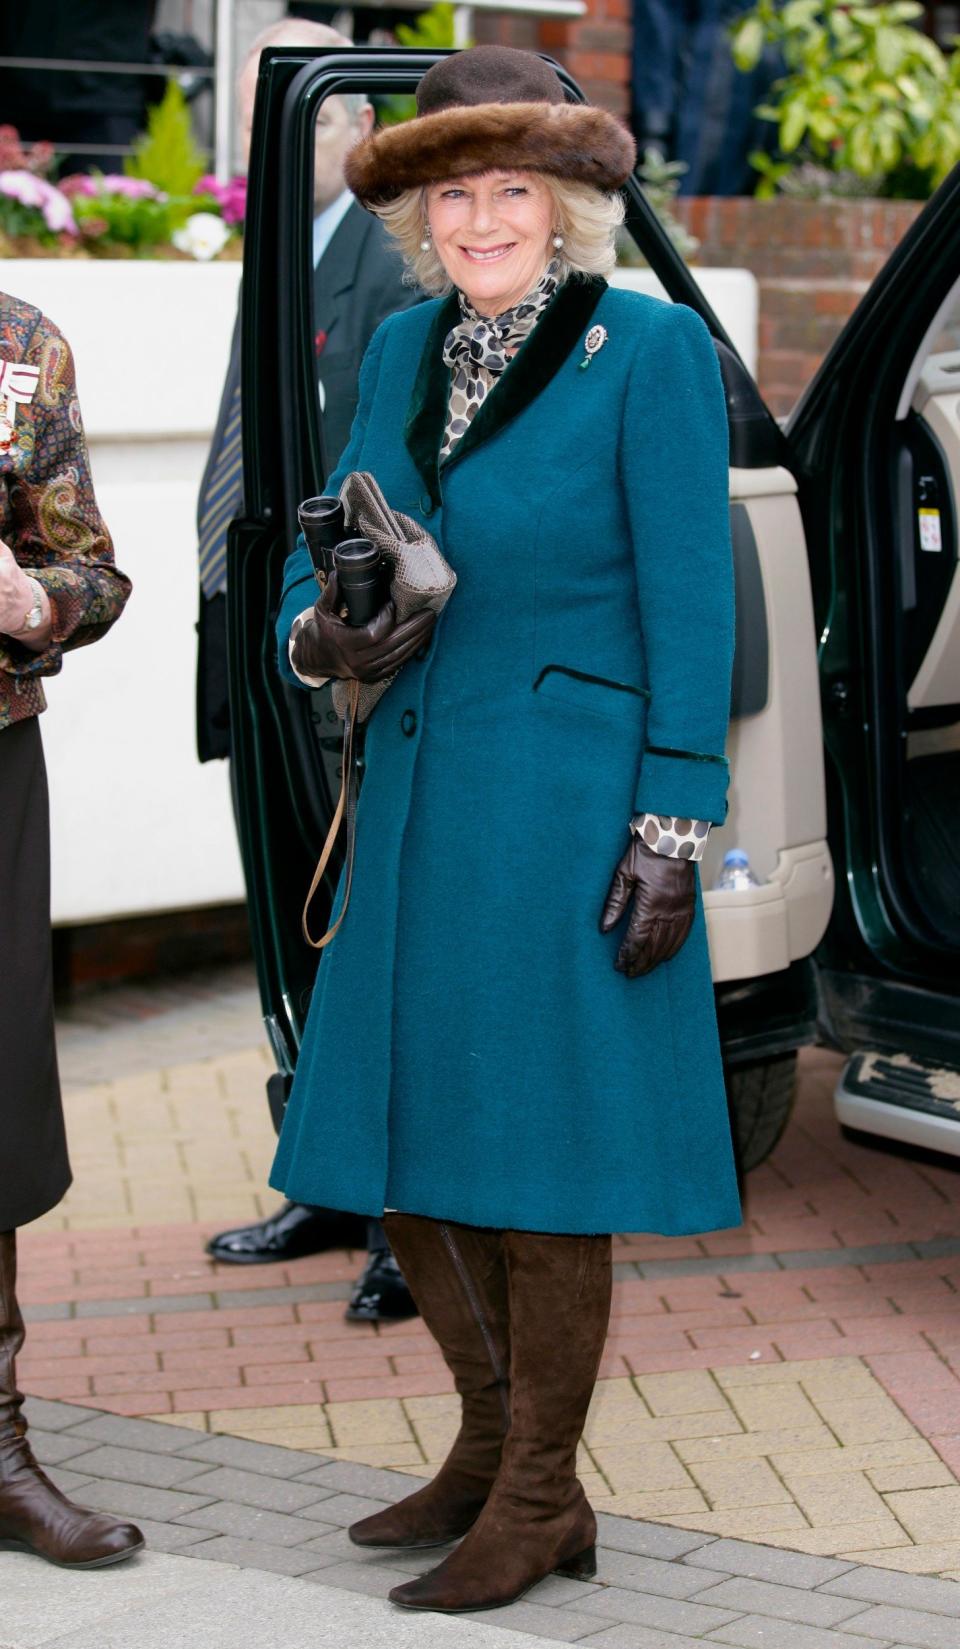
919, 508, 943, 551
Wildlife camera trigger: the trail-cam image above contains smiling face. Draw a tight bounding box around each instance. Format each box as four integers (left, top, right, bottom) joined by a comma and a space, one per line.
425, 170, 555, 316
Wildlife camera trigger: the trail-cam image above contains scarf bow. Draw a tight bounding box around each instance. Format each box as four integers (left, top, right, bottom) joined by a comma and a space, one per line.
442, 261, 561, 377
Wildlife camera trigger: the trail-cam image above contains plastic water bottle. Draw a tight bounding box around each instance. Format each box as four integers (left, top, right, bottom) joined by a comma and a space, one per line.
714, 849, 761, 891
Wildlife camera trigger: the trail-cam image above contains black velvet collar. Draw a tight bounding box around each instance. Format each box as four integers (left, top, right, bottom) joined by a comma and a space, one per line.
403, 276, 607, 509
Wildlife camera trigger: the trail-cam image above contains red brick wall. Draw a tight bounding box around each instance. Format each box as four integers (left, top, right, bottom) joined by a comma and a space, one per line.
474, 0, 631, 116
676, 197, 923, 416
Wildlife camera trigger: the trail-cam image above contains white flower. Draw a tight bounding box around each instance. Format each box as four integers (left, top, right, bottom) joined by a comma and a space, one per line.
172, 211, 230, 261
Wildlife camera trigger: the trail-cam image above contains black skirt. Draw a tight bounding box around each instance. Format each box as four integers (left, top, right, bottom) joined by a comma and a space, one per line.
0, 717, 71, 1228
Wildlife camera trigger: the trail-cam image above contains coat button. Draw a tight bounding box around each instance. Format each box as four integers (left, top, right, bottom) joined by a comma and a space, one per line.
419, 494, 436, 517
401, 709, 417, 737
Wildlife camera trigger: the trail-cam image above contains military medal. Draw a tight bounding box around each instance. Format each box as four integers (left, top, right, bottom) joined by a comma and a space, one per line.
0, 359, 40, 451
579, 324, 608, 371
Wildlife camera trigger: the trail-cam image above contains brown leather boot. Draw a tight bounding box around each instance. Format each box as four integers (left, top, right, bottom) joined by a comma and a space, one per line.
389, 1228, 611, 1612
0, 1230, 144, 1568
349, 1215, 510, 1549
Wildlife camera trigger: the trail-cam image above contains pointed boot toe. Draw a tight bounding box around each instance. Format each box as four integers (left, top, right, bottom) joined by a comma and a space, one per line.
386, 1501, 597, 1613
389, 1572, 461, 1613
349, 1482, 483, 1549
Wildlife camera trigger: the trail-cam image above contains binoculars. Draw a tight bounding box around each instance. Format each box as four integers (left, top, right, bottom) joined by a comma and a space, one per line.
298, 495, 388, 628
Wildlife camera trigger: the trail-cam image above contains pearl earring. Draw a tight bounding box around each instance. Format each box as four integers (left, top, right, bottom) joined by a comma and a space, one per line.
552, 232, 564, 250
420, 226, 432, 253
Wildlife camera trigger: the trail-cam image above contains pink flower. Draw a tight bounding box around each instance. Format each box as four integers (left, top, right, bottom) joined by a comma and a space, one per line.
1, 169, 42, 207
61, 172, 160, 201
59, 174, 98, 198
219, 177, 246, 226
29, 141, 54, 178
196, 172, 246, 225
0, 127, 53, 177
39, 181, 77, 233
0, 126, 29, 171
0, 170, 77, 233
98, 174, 160, 199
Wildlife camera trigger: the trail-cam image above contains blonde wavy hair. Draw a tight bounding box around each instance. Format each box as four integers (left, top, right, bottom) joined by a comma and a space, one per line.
373, 175, 625, 296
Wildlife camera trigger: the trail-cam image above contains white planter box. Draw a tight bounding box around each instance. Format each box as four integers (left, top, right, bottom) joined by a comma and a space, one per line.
1, 257, 758, 925
2, 260, 244, 925
611, 266, 759, 379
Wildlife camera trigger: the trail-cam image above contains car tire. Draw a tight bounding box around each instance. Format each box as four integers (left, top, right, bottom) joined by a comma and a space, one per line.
725, 1052, 798, 1173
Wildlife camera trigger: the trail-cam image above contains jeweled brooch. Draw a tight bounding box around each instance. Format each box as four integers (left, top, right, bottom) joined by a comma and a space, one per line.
578, 324, 608, 371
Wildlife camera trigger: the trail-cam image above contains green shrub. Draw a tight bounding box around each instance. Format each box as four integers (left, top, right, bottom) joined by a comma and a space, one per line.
732, 0, 960, 198
125, 79, 207, 198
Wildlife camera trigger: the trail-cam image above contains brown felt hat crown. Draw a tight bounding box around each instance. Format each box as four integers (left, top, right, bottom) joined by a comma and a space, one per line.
344, 45, 636, 206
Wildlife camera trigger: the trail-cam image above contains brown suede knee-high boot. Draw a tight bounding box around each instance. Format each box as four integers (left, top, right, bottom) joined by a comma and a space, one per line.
0, 1231, 143, 1568
389, 1229, 612, 1612
349, 1215, 510, 1549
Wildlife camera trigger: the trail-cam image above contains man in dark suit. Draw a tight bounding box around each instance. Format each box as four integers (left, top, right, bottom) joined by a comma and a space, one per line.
198, 20, 418, 1321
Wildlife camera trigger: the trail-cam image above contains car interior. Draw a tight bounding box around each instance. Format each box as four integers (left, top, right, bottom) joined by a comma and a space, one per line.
896, 296, 960, 946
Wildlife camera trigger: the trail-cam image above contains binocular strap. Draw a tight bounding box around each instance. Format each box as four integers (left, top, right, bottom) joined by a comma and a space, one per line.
301, 679, 360, 951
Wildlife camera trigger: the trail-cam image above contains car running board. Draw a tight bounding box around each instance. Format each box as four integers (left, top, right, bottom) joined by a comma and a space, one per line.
835, 1050, 960, 1156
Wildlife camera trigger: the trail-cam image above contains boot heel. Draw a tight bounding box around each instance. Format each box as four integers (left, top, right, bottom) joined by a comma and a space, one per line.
555, 1544, 597, 1580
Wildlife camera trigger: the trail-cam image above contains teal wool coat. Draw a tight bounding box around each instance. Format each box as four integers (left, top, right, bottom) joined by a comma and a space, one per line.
270, 277, 741, 1236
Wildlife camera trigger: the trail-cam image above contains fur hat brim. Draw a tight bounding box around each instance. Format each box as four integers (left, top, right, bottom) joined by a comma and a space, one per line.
344, 102, 636, 206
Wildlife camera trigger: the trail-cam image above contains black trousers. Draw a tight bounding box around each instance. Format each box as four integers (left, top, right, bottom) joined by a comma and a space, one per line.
0, 718, 71, 1227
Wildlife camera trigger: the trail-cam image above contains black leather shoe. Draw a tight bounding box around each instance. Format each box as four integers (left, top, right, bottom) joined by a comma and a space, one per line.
206, 1202, 369, 1264
346, 1247, 419, 1323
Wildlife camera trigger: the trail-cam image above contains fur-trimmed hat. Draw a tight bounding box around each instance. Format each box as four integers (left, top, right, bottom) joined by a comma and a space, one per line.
344, 45, 636, 206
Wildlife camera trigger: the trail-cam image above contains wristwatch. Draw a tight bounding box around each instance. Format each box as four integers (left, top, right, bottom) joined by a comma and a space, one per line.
19, 577, 44, 632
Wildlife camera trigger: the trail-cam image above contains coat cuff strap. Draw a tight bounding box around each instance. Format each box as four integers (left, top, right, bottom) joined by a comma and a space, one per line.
634, 746, 730, 825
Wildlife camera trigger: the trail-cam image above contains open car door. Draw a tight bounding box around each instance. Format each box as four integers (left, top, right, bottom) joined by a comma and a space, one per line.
781, 172, 960, 1152
232, 46, 833, 1168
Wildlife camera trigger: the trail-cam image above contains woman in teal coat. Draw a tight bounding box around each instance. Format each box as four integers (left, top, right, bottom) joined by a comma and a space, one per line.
272, 46, 739, 1614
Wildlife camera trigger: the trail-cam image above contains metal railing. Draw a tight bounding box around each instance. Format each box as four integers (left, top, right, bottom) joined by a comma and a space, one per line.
1, 0, 588, 180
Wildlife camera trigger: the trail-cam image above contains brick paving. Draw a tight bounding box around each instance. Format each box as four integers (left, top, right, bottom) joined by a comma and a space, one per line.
13, 967, 960, 1582
15, 1395, 960, 1647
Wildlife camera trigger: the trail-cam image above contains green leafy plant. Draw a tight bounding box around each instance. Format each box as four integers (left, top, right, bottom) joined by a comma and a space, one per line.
638, 147, 700, 260
125, 79, 207, 198
616, 149, 700, 267
377, 5, 461, 127
732, 0, 960, 199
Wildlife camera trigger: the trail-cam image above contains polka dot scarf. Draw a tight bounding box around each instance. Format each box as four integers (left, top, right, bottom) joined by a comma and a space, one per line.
439, 260, 561, 464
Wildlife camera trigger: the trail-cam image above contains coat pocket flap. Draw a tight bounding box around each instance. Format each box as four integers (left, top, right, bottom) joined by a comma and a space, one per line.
532, 664, 650, 721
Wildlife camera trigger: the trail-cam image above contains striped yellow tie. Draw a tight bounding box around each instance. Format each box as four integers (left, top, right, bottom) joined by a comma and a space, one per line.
198, 381, 243, 598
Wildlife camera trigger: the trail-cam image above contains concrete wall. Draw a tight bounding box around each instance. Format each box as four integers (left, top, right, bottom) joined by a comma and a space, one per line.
2, 260, 246, 925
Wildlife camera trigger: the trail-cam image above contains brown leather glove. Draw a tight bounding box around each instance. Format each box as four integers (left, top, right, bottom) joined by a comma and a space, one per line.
600, 834, 696, 978
291, 571, 436, 684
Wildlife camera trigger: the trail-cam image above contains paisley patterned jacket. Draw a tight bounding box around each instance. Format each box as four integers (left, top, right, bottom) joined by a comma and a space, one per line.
0, 290, 131, 732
